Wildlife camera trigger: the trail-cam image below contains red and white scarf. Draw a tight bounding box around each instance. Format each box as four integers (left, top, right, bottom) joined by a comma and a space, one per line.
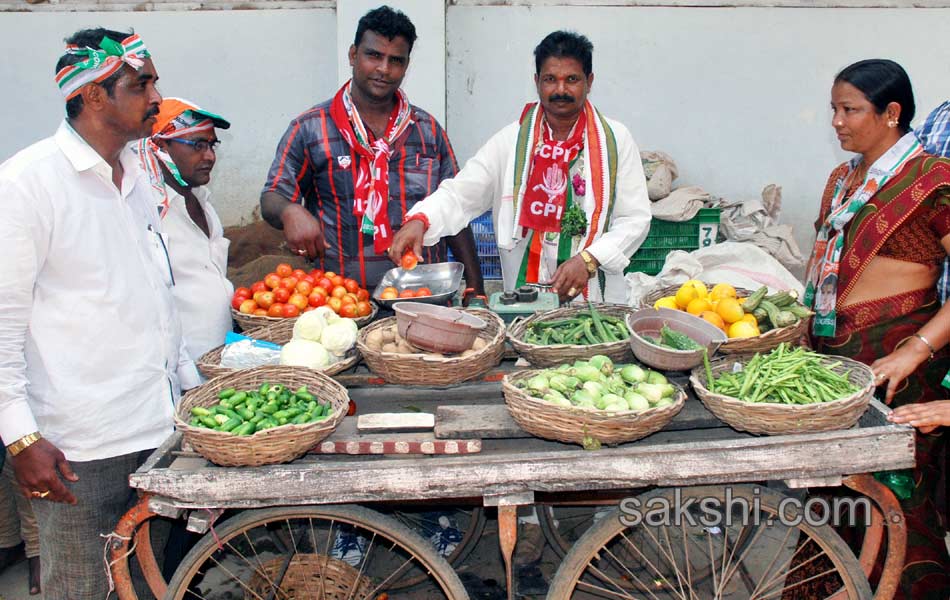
517, 110, 587, 233
329, 81, 413, 253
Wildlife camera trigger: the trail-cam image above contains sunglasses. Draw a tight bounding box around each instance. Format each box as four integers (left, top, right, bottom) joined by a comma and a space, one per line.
168, 138, 221, 153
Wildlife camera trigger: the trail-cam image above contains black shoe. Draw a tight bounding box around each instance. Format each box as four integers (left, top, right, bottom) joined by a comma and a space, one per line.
515, 561, 549, 597
0, 542, 25, 574
459, 572, 507, 600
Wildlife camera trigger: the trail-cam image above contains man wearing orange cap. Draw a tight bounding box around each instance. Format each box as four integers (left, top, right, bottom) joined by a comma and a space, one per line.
137, 98, 235, 361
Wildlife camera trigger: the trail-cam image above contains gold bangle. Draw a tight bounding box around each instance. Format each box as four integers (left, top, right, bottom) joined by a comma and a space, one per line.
579, 250, 598, 277
6, 432, 42, 457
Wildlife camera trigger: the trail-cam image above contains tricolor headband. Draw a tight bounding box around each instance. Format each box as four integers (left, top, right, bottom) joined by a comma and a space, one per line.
55, 34, 150, 100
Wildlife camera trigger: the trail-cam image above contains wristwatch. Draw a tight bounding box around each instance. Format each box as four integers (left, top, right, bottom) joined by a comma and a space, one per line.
6, 432, 42, 457
579, 250, 598, 278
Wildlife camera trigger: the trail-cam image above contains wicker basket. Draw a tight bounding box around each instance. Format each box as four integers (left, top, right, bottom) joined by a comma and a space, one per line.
246, 553, 372, 600
506, 304, 637, 368
688, 354, 874, 435
197, 319, 360, 380
639, 284, 808, 354
356, 309, 505, 386
176, 365, 349, 466
232, 301, 378, 332
502, 370, 686, 446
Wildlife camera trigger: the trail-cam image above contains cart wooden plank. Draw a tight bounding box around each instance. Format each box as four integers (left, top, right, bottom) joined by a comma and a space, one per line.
131, 397, 913, 509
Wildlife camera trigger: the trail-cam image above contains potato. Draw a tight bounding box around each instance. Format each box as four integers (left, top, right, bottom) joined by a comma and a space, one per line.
471, 338, 487, 351
460, 348, 477, 358
365, 328, 384, 350
381, 326, 396, 345
396, 340, 415, 354
381, 342, 399, 353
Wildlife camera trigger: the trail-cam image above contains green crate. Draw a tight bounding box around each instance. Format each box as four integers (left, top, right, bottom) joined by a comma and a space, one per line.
625, 208, 721, 276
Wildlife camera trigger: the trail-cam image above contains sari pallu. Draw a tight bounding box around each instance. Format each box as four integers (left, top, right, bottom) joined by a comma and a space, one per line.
809, 156, 950, 599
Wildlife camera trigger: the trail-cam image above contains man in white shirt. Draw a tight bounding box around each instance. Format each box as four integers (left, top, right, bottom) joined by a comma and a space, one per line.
138, 98, 234, 361
0, 28, 199, 598
389, 31, 651, 304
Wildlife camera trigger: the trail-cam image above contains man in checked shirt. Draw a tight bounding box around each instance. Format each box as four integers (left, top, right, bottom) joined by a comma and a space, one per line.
260, 5, 483, 293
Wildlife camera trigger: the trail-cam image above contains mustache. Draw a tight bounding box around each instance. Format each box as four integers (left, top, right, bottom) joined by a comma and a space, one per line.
143, 106, 160, 120
548, 94, 575, 103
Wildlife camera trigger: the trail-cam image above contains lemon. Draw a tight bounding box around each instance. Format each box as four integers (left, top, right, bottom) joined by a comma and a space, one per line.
716, 297, 745, 324
728, 321, 759, 339
675, 285, 699, 309
686, 298, 711, 316
700, 310, 727, 331
741, 313, 758, 326
709, 283, 737, 301
654, 296, 679, 310
683, 279, 708, 299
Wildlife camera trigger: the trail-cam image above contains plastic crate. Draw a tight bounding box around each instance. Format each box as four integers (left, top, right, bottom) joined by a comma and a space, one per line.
625, 208, 721, 276
447, 211, 502, 280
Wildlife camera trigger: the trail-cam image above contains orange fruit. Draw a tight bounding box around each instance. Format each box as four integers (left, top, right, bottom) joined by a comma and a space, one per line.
686, 298, 711, 316
699, 310, 726, 331
709, 283, 737, 301
675, 285, 699, 310
728, 321, 759, 339
683, 280, 708, 299
741, 314, 758, 326
716, 297, 745, 324
654, 296, 678, 310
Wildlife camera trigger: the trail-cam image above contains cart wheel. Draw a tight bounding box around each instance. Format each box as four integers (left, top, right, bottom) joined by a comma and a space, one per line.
546, 485, 872, 600
165, 504, 469, 599
538, 503, 608, 559
386, 505, 486, 588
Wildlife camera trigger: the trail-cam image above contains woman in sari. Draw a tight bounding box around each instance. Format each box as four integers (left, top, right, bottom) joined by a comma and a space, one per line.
806, 59, 950, 598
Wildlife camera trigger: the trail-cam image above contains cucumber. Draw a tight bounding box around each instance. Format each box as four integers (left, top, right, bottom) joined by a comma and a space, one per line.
660, 325, 702, 350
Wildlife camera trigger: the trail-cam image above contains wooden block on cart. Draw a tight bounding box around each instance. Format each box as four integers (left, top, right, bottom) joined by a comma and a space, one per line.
435, 404, 530, 439
356, 412, 435, 433
313, 419, 481, 455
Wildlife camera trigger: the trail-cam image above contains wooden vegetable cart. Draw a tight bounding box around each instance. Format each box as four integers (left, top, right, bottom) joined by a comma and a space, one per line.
108, 362, 914, 600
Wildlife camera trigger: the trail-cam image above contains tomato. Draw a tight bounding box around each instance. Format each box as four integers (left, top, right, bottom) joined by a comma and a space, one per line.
347, 400, 356, 417
231, 295, 248, 310
356, 301, 373, 317
316, 277, 333, 291
234, 287, 251, 298
272, 287, 291, 303
280, 276, 299, 290
414, 287, 432, 297
327, 297, 343, 313
292, 269, 308, 280
288, 293, 309, 311
340, 294, 356, 306
254, 291, 275, 309
267, 303, 284, 318
253, 308, 269, 316
263, 274, 281, 290
401, 249, 419, 270
331, 285, 347, 299
328, 275, 344, 289
295, 280, 313, 296
238, 299, 258, 314
343, 278, 360, 294
324, 271, 337, 280
380, 287, 398, 300
308, 291, 327, 307
309, 269, 325, 280
250, 281, 267, 293
300, 274, 316, 286
303, 305, 316, 312
356, 288, 370, 301
282, 303, 300, 318
275, 263, 293, 278
339, 303, 358, 319
399, 289, 416, 298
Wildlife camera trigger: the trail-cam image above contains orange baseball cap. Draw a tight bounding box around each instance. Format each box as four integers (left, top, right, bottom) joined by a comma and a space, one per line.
151, 97, 230, 137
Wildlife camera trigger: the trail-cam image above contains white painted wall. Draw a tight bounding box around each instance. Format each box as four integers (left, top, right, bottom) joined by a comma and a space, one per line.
445, 5, 950, 257
0, 10, 337, 226
1, 4, 948, 259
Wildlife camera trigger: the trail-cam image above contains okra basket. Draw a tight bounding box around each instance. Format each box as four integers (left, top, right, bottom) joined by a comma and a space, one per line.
197, 319, 360, 379
639, 284, 808, 354
688, 354, 874, 435
506, 304, 637, 367
231, 301, 378, 332
176, 365, 349, 466
356, 308, 506, 386
502, 369, 686, 446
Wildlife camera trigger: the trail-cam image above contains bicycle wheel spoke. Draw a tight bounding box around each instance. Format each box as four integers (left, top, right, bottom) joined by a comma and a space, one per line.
749, 521, 797, 599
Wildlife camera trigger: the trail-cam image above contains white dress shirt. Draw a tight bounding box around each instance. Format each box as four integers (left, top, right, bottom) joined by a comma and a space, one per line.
408, 116, 651, 303
162, 185, 234, 361
0, 122, 200, 462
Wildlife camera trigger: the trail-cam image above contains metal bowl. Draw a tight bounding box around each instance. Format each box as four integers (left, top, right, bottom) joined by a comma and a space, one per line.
626, 307, 727, 371
372, 262, 464, 308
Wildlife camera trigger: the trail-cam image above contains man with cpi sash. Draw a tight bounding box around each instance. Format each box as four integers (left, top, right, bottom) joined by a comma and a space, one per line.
390, 30, 651, 304
0, 28, 198, 597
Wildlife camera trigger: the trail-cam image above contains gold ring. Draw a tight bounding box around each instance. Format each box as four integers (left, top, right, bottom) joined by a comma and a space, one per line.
30, 490, 50, 499
568, 287, 578, 296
